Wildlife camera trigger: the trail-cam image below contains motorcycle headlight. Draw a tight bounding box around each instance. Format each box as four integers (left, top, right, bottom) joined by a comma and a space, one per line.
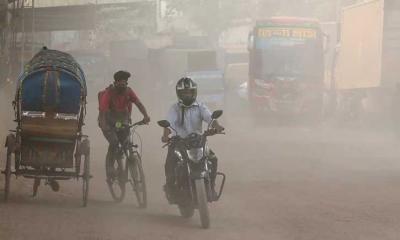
186, 148, 204, 163
174, 150, 183, 160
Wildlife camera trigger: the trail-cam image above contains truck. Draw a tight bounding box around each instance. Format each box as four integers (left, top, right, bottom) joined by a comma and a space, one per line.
247, 17, 326, 122
333, 0, 400, 121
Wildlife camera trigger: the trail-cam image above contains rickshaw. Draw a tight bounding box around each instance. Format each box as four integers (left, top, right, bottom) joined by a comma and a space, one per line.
2, 47, 91, 206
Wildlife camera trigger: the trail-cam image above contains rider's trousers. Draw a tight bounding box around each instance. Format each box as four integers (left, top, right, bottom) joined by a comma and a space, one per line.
165, 146, 218, 188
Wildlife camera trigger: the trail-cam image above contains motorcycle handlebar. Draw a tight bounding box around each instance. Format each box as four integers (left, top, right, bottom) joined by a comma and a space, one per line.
161, 129, 225, 148
162, 135, 180, 148
204, 129, 225, 137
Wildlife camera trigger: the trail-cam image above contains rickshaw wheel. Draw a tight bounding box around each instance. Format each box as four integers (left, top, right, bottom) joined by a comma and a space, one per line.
4, 149, 12, 202
82, 152, 90, 207
32, 178, 40, 197
81, 139, 90, 207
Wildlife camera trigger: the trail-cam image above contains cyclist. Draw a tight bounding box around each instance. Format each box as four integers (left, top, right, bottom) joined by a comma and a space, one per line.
99, 70, 150, 179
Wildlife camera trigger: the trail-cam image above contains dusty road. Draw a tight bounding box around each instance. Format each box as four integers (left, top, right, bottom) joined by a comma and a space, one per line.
1, 88, 400, 240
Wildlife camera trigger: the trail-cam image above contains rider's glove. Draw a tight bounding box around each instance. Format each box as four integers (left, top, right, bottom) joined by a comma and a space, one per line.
215, 125, 225, 133
142, 115, 151, 124
161, 135, 169, 143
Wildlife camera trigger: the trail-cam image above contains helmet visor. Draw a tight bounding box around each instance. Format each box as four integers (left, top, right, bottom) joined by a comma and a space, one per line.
178, 88, 196, 105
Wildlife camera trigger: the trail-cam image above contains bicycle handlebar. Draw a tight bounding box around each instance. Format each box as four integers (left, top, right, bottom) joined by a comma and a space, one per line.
129, 120, 147, 128
112, 120, 146, 131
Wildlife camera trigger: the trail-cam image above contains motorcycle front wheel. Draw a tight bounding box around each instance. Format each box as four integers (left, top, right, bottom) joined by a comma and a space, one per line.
195, 179, 210, 229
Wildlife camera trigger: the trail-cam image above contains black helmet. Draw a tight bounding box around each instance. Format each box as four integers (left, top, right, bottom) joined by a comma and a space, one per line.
176, 77, 197, 106
114, 70, 131, 81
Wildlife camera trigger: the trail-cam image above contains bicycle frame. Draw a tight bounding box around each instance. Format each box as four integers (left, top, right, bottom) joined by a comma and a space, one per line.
114, 121, 143, 176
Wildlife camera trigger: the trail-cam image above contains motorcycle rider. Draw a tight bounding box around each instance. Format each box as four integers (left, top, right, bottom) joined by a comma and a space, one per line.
161, 77, 224, 202
99, 70, 150, 179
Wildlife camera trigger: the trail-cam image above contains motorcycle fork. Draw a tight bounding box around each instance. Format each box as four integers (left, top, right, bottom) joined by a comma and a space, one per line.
186, 162, 196, 203
190, 160, 213, 203
173, 161, 195, 204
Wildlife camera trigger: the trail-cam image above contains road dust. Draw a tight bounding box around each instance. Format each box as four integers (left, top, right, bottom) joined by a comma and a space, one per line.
0, 68, 400, 239
1, 0, 400, 237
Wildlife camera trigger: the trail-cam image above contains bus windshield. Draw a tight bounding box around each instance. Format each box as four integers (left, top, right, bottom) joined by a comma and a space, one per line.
253, 27, 323, 80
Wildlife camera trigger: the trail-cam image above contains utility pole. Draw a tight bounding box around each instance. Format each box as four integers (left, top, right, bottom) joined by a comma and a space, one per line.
0, 0, 8, 55
31, 0, 35, 58
20, 0, 25, 71
0, 0, 8, 85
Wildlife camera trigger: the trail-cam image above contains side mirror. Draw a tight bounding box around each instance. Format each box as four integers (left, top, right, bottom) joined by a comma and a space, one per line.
157, 120, 171, 128
211, 110, 223, 119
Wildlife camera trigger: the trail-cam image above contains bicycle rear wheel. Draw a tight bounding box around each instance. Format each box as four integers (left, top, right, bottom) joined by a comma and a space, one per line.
128, 151, 147, 208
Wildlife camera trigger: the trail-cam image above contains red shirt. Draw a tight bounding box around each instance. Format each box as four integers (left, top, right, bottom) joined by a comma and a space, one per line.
99, 86, 139, 113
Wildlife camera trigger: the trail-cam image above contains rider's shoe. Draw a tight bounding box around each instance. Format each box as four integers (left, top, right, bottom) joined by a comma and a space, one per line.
163, 184, 177, 204
107, 168, 119, 180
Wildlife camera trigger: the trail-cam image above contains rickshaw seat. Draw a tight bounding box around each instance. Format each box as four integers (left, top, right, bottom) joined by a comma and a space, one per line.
21, 112, 79, 139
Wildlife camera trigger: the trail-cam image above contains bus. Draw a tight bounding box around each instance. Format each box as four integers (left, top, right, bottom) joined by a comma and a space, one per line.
248, 17, 326, 122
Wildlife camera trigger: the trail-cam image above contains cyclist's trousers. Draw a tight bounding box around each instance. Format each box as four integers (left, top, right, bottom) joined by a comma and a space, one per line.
102, 128, 130, 173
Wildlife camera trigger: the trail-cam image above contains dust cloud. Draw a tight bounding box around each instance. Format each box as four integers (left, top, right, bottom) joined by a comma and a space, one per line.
1, 0, 400, 239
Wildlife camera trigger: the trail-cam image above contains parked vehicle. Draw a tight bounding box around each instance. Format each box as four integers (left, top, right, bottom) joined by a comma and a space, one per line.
333, 0, 400, 121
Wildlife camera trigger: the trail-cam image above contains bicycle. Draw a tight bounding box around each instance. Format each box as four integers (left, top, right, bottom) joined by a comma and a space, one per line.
106, 120, 147, 208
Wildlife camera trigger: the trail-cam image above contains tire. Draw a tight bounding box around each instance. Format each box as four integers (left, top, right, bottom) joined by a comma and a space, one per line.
75, 154, 82, 177
4, 150, 12, 202
178, 204, 195, 218
32, 178, 40, 197
195, 179, 210, 229
128, 151, 147, 208
106, 150, 126, 202
82, 152, 90, 207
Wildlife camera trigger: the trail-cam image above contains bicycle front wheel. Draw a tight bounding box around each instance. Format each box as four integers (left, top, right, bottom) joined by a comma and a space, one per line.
128, 151, 147, 208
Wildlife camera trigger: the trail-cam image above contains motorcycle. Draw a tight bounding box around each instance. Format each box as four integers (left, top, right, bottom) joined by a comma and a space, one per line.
157, 110, 226, 229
